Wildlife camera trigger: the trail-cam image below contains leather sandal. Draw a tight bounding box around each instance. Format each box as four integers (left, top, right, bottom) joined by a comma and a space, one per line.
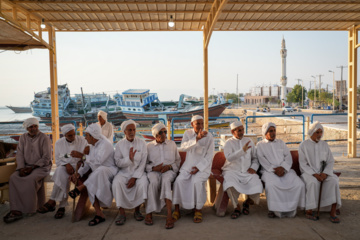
88, 215, 105, 226
329, 216, 340, 223
37, 202, 56, 214
3, 211, 23, 224
134, 211, 144, 221
242, 202, 250, 215
68, 188, 80, 199
193, 211, 203, 223
165, 218, 174, 229
145, 215, 153, 226
172, 211, 181, 222
268, 211, 276, 218
115, 215, 126, 226
54, 208, 65, 219
231, 209, 241, 219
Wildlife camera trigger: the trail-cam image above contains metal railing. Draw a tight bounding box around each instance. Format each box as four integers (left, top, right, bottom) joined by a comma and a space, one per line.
0, 120, 78, 136
245, 114, 305, 141
310, 113, 360, 123
170, 116, 240, 141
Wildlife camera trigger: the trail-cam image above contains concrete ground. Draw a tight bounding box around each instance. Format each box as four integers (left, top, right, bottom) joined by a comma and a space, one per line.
1, 144, 359, 240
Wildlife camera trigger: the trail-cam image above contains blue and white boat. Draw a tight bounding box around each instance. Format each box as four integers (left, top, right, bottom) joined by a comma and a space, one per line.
31, 84, 71, 118
114, 89, 230, 123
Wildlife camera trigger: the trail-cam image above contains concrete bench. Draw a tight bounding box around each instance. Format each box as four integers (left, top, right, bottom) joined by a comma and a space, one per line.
211, 150, 341, 217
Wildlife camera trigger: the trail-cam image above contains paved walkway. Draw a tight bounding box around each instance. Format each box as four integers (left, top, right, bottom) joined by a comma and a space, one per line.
1, 144, 359, 240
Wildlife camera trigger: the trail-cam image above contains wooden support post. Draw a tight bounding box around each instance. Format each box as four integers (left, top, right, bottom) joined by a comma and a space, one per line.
49, 26, 59, 162
79, 123, 83, 136
348, 25, 358, 158
203, 41, 209, 131
167, 120, 171, 140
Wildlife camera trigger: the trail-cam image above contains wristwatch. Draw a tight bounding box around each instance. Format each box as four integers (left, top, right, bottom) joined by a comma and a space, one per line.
82, 155, 86, 161
169, 165, 173, 170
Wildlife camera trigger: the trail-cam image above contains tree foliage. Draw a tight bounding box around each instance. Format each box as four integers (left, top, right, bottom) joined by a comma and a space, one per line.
286, 84, 307, 104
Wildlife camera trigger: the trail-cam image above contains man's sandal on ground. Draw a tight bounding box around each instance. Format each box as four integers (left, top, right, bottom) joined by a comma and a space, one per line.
329, 216, 340, 223
231, 209, 241, 219
3, 212, 23, 223
305, 211, 318, 221
242, 203, 250, 215
134, 211, 144, 221
37, 202, 56, 214
267, 211, 276, 218
54, 208, 65, 219
193, 212, 203, 223
115, 215, 126, 225
88, 215, 105, 226
165, 218, 174, 229
172, 211, 181, 222
145, 215, 153, 226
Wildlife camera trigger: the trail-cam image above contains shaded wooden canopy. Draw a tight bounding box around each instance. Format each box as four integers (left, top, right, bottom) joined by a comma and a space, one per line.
0, 19, 47, 50
1, 0, 360, 32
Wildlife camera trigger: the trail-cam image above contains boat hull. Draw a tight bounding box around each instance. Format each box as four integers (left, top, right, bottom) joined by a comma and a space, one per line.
6, 106, 32, 113
40, 111, 126, 126
122, 103, 230, 124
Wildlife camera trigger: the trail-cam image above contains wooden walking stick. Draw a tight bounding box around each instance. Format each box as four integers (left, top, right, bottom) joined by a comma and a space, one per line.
316, 161, 326, 220
71, 159, 84, 223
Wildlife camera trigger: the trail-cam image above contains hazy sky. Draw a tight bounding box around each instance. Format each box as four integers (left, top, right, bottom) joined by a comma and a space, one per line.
0, 30, 349, 106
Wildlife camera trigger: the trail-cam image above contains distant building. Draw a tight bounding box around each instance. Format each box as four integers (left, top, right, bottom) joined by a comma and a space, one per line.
335, 80, 347, 97
244, 85, 292, 105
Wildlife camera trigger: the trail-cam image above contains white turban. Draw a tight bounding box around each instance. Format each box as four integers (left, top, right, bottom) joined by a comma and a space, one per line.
262, 122, 276, 138
97, 110, 108, 121
152, 123, 166, 138
308, 121, 324, 137
191, 115, 203, 123
61, 124, 75, 135
85, 123, 102, 140
23, 117, 39, 129
120, 120, 136, 132
230, 121, 243, 130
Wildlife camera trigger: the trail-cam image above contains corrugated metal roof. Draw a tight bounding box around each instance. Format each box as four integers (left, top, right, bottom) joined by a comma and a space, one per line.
2, 0, 360, 32
122, 89, 150, 94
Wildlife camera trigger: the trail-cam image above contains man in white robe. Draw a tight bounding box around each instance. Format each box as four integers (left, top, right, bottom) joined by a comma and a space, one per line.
145, 123, 180, 229
172, 115, 214, 223
112, 120, 148, 226
257, 122, 305, 218
223, 121, 263, 219
299, 121, 341, 223
98, 110, 114, 144
37, 124, 87, 219
68, 123, 117, 226
3, 118, 52, 223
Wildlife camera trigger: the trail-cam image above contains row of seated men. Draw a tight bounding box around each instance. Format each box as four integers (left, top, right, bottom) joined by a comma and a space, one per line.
3, 112, 341, 228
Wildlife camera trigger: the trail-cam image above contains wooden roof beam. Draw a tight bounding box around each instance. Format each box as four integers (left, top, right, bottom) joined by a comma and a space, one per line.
16, 19, 360, 23
1, 0, 51, 49
20, 10, 360, 14
204, 0, 228, 47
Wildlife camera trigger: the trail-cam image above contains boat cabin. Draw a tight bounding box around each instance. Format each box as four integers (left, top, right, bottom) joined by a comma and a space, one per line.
114, 89, 159, 112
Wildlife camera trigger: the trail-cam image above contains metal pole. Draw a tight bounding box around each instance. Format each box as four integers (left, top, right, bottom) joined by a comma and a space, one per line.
329, 70, 335, 110
333, 71, 335, 110
337, 65, 348, 111
311, 76, 317, 108
236, 74, 239, 108
302, 81, 304, 108
318, 74, 324, 108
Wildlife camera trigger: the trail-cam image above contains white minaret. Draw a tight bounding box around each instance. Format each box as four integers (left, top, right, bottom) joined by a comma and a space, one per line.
280, 36, 287, 105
